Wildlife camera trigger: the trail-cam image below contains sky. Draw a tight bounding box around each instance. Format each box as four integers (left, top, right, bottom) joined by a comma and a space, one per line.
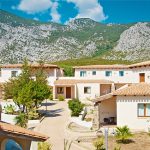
0, 0, 150, 24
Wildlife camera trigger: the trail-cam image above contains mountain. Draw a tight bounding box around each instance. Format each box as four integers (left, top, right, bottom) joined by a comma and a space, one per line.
103, 22, 150, 61
0, 9, 150, 64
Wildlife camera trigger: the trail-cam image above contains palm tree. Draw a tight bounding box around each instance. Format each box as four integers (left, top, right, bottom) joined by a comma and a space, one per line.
15, 113, 28, 128
93, 137, 105, 150
115, 125, 133, 143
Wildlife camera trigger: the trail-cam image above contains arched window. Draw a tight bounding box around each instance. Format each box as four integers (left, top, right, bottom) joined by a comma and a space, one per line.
5, 139, 22, 150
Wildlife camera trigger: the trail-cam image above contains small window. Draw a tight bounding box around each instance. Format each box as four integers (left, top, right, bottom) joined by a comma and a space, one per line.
11, 71, 18, 77
105, 71, 112, 77
119, 71, 124, 77
57, 87, 64, 94
84, 87, 91, 94
138, 103, 150, 117
92, 71, 96, 75
80, 71, 87, 77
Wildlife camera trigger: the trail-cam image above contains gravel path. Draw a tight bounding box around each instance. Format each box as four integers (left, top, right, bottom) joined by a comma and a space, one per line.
34, 100, 95, 150
35, 101, 70, 150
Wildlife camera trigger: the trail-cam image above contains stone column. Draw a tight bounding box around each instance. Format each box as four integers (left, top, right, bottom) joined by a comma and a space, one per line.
92, 103, 100, 130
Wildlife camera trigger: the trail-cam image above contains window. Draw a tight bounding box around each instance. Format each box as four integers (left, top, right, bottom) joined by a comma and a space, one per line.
119, 71, 124, 77
84, 87, 91, 94
105, 71, 112, 77
57, 87, 64, 94
80, 71, 87, 77
11, 71, 18, 77
138, 103, 150, 117
92, 71, 96, 75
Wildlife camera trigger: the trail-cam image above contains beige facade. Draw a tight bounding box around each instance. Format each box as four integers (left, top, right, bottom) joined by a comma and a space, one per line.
94, 83, 150, 131
54, 85, 75, 99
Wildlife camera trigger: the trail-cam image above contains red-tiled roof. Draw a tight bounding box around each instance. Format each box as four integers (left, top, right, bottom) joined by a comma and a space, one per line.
0, 121, 48, 141
73, 65, 128, 69
54, 79, 113, 85
113, 83, 150, 96
0, 63, 58, 68
73, 60, 150, 69
129, 61, 150, 68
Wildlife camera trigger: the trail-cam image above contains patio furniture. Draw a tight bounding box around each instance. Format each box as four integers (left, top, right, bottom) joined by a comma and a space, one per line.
104, 117, 116, 124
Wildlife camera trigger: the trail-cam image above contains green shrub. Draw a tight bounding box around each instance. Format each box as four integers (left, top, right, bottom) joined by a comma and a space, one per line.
28, 109, 40, 120
93, 137, 105, 150
15, 113, 28, 128
68, 99, 84, 116
115, 125, 133, 143
58, 95, 65, 101
38, 142, 52, 150
49, 94, 53, 100
114, 146, 121, 150
4, 104, 16, 115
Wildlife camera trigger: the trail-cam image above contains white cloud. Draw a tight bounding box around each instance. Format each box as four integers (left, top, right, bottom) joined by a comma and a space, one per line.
66, 0, 107, 22
17, 0, 61, 23
18, 0, 52, 14
33, 17, 39, 21
50, 2, 61, 23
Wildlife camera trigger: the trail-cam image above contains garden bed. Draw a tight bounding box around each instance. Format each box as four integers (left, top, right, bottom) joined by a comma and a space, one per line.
1, 113, 18, 124
75, 132, 150, 150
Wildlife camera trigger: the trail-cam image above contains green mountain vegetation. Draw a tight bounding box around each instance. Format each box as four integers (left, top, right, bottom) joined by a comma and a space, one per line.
53, 57, 134, 76
0, 9, 150, 71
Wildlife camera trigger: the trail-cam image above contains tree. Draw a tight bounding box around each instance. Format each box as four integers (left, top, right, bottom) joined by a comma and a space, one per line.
115, 126, 133, 143
15, 113, 28, 128
4, 59, 51, 116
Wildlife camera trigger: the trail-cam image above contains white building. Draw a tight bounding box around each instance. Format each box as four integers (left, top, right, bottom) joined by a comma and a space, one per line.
0, 63, 64, 98
94, 83, 150, 131
54, 61, 150, 102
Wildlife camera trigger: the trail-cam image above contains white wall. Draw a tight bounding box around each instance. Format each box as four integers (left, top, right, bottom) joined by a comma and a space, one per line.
0, 68, 22, 83
132, 66, 150, 83
0, 68, 61, 86
74, 66, 150, 84
76, 83, 100, 101
75, 68, 134, 83
117, 96, 150, 131
99, 98, 116, 123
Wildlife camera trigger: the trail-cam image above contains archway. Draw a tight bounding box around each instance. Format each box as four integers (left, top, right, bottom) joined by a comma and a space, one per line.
1, 139, 22, 150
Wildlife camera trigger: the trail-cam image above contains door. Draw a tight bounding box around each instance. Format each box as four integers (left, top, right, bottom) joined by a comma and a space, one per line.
139, 73, 145, 82
66, 87, 71, 99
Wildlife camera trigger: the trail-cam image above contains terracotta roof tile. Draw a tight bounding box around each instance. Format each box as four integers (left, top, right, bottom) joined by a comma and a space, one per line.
54, 79, 113, 85
113, 83, 150, 96
0, 121, 48, 141
73, 60, 150, 69
0, 63, 58, 68
129, 61, 150, 68
73, 65, 128, 69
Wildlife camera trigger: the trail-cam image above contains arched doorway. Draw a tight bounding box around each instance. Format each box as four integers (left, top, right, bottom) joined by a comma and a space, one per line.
1, 139, 22, 150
